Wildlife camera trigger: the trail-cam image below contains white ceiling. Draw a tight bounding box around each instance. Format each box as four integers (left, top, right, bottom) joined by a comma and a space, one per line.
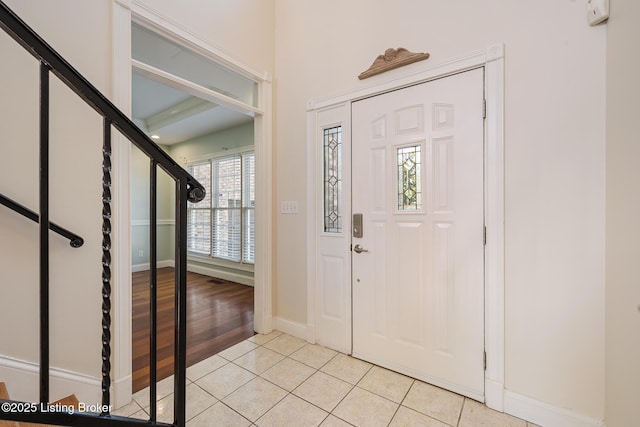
131, 23, 253, 146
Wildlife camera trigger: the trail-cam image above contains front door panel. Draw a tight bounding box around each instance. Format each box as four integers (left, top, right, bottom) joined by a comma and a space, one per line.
351, 68, 485, 400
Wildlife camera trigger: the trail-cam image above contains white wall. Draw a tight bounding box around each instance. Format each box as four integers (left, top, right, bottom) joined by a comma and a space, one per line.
130, 144, 175, 267
274, 0, 606, 422
134, 0, 275, 75
605, 1, 640, 426
0, 0, 112, 402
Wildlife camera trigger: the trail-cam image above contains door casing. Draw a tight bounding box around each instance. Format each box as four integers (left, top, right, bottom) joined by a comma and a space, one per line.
306, 44, 505, 411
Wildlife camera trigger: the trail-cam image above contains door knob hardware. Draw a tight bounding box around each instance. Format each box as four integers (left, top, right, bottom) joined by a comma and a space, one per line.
353, 244, 369, 254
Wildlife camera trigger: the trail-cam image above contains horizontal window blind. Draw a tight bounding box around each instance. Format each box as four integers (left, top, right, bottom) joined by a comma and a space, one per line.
243, 153, 255, 263
186, 151, 255, 264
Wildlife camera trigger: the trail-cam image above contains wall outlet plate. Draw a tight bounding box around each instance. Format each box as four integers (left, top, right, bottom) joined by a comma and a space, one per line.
587, 0, 609, 26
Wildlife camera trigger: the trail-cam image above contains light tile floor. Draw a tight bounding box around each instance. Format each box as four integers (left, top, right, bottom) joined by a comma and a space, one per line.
115, 331, 542, 426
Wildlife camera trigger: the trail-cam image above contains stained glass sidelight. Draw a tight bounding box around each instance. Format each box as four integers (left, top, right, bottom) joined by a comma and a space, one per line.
397, 145, 422, 210
323, 126, 342, 232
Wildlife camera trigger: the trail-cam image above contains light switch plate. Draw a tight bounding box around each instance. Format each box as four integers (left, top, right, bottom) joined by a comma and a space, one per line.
281, 201, 298, 214
587, 0, 609, 26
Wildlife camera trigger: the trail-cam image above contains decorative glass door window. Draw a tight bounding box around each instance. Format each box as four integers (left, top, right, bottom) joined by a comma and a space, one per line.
187, 151, 255, 263
397, 145, 422, 210
323, 126, 342, 233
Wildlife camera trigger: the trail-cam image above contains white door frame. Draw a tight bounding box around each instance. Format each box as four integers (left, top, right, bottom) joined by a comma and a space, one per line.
306, 44, 505, 411
111, 0, 273, 408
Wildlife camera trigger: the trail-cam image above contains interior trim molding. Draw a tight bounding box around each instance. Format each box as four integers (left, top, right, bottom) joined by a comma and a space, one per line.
504, 390, 605, 427
0, 355, 101, 405
130, 219, 174, 227
111, 0, 134, 410
273, 317, 307, 341
131, 259, 174, 273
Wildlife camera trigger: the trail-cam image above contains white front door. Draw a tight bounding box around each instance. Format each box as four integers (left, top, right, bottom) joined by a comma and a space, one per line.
351, 68, 485, 400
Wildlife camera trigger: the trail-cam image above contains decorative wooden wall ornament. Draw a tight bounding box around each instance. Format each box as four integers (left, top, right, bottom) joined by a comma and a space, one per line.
358, 48, 430, 80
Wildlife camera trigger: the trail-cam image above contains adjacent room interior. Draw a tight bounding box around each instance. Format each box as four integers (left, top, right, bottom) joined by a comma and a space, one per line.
129, 21, 257, 391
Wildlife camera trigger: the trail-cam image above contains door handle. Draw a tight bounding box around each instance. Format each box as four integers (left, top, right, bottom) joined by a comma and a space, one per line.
353, 244, 369, 254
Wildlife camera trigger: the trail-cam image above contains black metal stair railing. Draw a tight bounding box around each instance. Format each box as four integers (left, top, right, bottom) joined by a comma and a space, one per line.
0, 1, 205, 427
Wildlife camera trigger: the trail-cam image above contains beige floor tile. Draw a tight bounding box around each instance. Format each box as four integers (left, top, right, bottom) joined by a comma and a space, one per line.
357, 365, 414, 403
233, 347, 285, 375
262, 333, 307, 355
223, 377, 287, 422
187, 402, 251, 427
248, 330, 283, 345
390, 406, 450, 427
151, 383, 217, 423
130, 409, 149, 420
458, 399, 527, 427
218, 340, 259, 361
527, 423, 543, 427
132, 375, 180, 408
186, 355, 228, 381
260, 357, 316, 391
402, 381, 464, 426
333, 387, 398, 427
320, 415, 353, 427
320, 353, 372, 384
112, 400, 143, 417
256, 394, 328, 427
195, 363, 256, 400
290, 344, 338, 369
293, 371, 353, 412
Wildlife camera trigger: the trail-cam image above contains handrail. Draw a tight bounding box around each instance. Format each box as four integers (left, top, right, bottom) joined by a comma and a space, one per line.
0, 193, 84, 248
0, 1, 205, 204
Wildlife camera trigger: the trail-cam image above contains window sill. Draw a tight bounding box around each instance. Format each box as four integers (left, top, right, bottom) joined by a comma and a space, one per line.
187, 253, 255, 273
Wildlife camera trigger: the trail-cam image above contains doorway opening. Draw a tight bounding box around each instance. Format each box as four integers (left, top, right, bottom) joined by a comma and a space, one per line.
129, 19, 260, 391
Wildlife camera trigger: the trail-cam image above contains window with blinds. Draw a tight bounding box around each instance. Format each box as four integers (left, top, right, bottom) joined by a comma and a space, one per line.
186, 151, 255, 264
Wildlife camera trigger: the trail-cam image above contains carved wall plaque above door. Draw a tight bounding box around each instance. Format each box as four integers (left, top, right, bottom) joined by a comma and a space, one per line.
358, 48, 430, 80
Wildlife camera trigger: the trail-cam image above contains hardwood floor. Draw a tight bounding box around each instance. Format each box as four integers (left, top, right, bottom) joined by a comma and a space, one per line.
132, 267, 254, 392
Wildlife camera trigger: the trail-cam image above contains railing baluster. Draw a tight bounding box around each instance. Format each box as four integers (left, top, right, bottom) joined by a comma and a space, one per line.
101, 118, 112, 415
173, 181, 188, 427
149, 161, 158, 423
39, 61, 50, 405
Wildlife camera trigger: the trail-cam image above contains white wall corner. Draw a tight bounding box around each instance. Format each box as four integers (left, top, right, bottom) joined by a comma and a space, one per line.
111, 0, 133, 411
273, 317, 308, 341
504, 390, 606, 427
305, 109, 317, 346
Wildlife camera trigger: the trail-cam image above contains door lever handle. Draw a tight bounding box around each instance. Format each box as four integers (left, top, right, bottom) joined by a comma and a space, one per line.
353, 244, 369, 254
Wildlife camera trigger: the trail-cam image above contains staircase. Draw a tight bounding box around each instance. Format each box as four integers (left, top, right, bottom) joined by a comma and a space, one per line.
0, 1, 205, 426
0, 383, 78, 427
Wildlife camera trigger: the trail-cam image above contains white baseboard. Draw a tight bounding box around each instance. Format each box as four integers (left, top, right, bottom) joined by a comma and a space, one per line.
187, 263, 254, 287
131, 259, 174, 272
111, 374, 132, 410
504, 390, 605, 427
0, 355, 101, 405
273, 317, 307, 341
131, 260, 254, 287
485, 378, 504, 412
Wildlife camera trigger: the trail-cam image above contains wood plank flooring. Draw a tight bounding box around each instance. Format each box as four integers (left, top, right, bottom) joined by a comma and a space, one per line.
132, 267, 254, 392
